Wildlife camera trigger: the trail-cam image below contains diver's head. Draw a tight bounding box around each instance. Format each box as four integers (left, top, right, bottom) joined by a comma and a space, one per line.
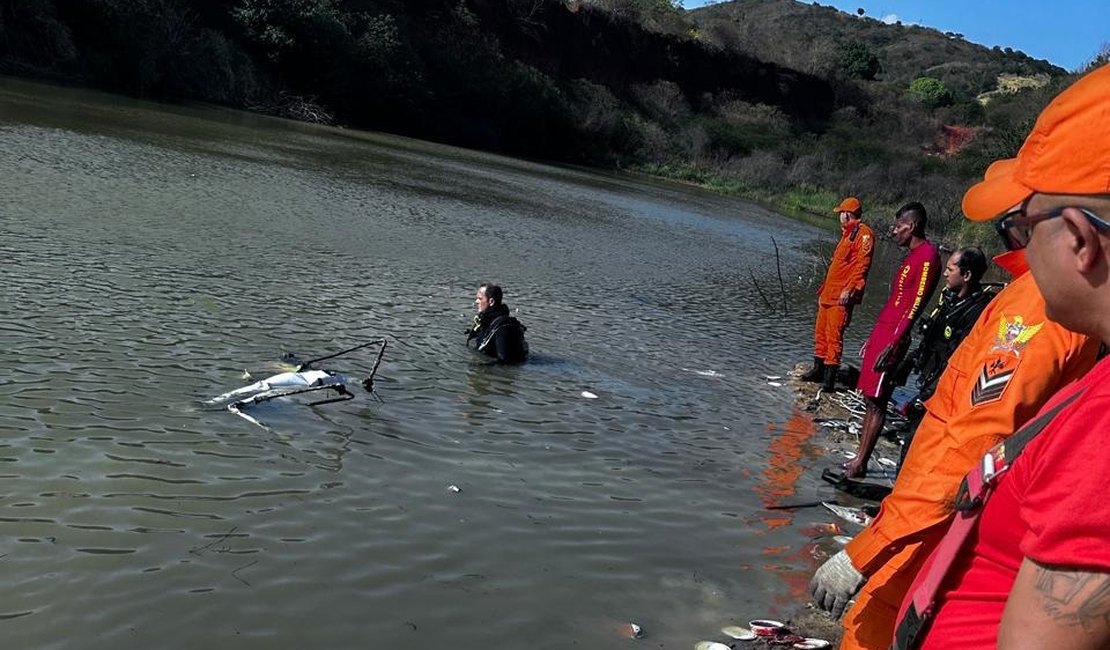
475, 283, 503, 312
945, 246, 987, 295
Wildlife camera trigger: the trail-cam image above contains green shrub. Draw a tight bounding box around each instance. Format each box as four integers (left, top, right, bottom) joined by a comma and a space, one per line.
908, 76, 954, 106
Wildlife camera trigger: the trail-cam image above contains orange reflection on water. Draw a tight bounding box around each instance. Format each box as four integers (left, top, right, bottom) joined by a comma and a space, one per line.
752, 408, 825, 608
755, 408, 817, 530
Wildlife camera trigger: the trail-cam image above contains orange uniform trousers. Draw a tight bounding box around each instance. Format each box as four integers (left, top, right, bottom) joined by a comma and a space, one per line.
834, 261, 1099, 650
814, 303, 852, 366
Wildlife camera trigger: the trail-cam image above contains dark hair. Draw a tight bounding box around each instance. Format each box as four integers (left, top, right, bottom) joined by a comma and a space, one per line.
479, 283, 503, 304
954, 247, 987, 284
896, 202, 928, 237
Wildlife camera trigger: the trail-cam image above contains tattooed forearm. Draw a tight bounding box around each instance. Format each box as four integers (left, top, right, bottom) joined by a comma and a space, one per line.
1033, 565, 1110, 630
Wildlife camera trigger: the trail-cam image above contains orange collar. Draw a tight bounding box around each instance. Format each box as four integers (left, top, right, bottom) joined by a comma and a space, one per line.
993, 249, 1029, 278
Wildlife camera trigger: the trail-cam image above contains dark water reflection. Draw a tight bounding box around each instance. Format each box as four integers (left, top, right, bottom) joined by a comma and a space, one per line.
0, 78, 895, 649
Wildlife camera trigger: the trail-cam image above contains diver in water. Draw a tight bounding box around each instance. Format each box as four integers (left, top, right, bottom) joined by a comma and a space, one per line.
466, 283, 528, 363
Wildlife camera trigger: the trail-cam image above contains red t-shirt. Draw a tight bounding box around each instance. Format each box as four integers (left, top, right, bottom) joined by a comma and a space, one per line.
919, 355, 1110, 649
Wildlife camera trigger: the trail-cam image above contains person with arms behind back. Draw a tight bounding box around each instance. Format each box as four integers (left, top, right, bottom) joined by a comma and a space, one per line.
801, 197, 874, 392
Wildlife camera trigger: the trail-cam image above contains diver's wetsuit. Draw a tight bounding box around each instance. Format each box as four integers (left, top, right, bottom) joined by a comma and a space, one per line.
467, 304, 528, 363
909, 285, 998, 403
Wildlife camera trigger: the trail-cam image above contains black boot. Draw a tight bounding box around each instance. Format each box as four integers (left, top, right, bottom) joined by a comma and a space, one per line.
801, 357, 825, 383
822, 364, 840, 392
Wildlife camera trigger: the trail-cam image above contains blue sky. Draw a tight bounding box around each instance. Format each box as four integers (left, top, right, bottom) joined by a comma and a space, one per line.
685, 0, 1109, 71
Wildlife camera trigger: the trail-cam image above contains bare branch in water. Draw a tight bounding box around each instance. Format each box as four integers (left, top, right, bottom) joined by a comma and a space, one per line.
749, 267, 775, 311
771, 236, 789, 316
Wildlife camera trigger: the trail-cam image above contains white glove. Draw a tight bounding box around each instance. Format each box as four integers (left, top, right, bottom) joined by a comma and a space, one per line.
810, 550, 865, 618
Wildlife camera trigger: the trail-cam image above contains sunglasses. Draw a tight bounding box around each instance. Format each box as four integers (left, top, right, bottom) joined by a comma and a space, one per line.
995, 200, 1110, 251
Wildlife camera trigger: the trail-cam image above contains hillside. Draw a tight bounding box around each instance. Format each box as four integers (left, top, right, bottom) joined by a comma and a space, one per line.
674, 0, 1079, 240
690, 0, 1063, 99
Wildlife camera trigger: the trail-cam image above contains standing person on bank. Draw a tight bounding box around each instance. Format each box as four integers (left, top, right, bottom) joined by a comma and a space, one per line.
891, 62, 1110, 650
841, 203, 940, 479
802, 197, 875, 391
466, 283, 529, 363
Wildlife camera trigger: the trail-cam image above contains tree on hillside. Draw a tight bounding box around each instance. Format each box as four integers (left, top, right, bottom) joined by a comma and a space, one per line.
908, 76, 953, 107
839, 42, 881, 80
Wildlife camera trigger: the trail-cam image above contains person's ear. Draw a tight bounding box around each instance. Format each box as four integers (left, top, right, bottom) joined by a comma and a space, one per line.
1061, 208, 1103, 274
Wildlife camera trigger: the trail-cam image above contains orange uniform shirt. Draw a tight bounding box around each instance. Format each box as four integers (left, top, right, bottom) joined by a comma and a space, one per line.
818, 221, 874, 306
846, 253, 1099, 576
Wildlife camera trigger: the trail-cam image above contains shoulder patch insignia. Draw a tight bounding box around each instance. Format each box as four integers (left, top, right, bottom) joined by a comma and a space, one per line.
971, 359, 1016, 406
992, 313, 1044, 357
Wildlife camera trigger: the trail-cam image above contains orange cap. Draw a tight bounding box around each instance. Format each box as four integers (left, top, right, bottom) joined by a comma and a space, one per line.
833, 197, 862, 214
963, 64, 1110, 221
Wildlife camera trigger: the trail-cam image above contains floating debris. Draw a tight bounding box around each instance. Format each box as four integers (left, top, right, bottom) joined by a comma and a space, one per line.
768, 381, 783, 387
832, 535, 854, 546
794, 639, 831, 649
619, 622, 643, 639
694, 642, 731, 650
877, 457, 898, 468
682, 368, 724, 378
581, 391, 599, 399
813, 522, 842, 536
765, 375, 783, 381
822, 502, 872, 527
447, 485, 461, 493
721, 625, 757, 640
748, 619, 786, 636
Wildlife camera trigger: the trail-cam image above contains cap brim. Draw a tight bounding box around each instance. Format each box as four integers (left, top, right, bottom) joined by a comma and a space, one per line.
961, 159, 1032, 221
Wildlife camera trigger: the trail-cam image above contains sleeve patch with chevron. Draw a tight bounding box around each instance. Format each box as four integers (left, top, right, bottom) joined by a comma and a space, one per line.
971, 355, 1019, 406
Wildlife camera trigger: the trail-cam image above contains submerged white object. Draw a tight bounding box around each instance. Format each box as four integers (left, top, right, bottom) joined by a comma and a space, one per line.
207, 369, 355, 430
794, 639, 831, 649
581, 391, 599, 399
694, 642, 731, 650
721, 626, 757, 640
206, 370, 340, 406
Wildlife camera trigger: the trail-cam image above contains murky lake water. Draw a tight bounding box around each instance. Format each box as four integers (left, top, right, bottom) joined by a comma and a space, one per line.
0, 78, 897, 649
